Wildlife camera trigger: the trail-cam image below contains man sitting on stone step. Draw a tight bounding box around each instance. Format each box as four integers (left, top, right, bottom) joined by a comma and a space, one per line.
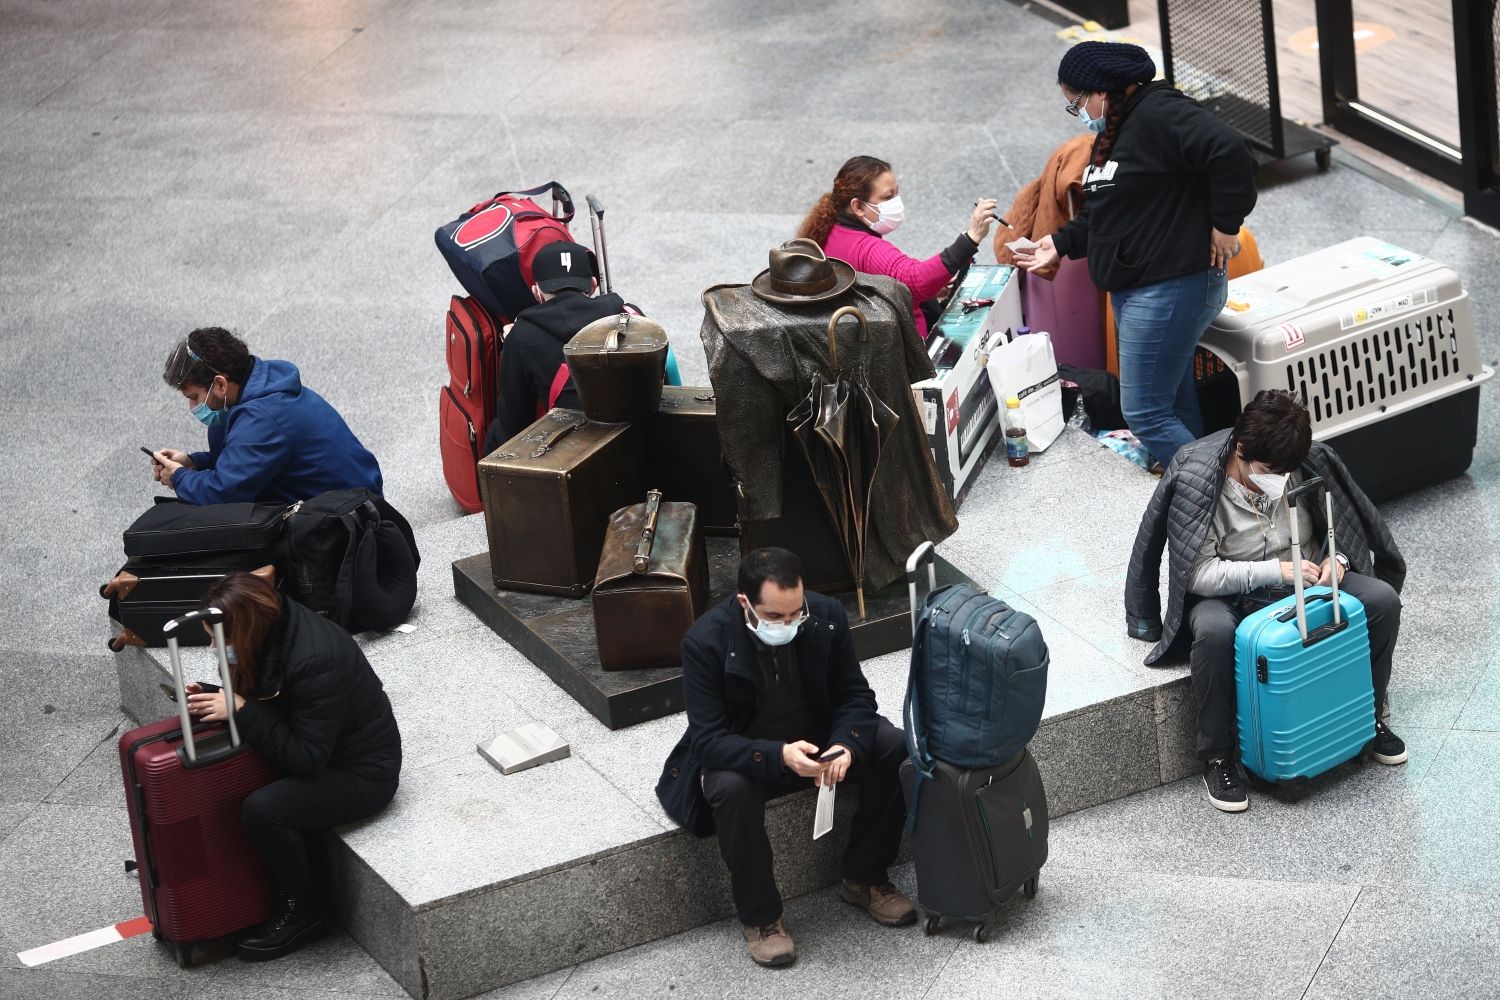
656, 546, 915, 967
1126, 390, 1408, 813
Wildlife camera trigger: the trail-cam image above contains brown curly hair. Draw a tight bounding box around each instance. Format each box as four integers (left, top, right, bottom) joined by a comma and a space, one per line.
796, 155, 892, 247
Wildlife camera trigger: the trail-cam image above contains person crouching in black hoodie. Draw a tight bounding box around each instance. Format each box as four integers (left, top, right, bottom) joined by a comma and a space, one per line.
183, 571, 401, 961
482, 240, 630, 451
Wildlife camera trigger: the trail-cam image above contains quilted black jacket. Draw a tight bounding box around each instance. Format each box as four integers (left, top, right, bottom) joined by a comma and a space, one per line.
1125, 429, 1406, 665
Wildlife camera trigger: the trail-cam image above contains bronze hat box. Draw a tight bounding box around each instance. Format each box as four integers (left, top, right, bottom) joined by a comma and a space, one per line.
563, 312, 669, 423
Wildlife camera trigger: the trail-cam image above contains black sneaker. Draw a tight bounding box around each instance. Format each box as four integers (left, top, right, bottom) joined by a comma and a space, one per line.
1203, 758, 1249, 813
1367, 720, 1408, 765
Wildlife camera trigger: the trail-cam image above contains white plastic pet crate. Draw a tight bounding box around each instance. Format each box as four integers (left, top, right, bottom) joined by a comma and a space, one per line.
1200, 237, 1492, 499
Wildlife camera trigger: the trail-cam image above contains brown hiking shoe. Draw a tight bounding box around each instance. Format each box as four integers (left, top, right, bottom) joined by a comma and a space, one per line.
741, 917, 795, 967
839, 879, 917, 927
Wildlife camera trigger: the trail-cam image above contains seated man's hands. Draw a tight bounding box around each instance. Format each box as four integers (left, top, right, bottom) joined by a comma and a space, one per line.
1281, 559, 1321, 586
151, 449, 192, 489
1315, 557, 1347, 588
820, 745, 852, 786
782, 740, 828, 781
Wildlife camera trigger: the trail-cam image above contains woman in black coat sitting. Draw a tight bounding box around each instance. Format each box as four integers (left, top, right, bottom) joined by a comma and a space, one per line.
184, 571, 401, 961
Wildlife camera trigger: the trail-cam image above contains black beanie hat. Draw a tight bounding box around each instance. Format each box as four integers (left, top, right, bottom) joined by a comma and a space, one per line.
1057, 41, 1157, 93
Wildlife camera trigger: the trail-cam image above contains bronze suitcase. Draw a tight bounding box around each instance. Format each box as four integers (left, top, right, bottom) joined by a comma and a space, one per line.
644, 386, 740, 535
592, 491, 709, 671
563, 312, 669, 424
479, 409, 646, 597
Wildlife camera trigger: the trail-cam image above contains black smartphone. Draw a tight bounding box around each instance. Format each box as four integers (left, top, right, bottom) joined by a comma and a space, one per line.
817, 747, 846, 763
141, 446, 162, 464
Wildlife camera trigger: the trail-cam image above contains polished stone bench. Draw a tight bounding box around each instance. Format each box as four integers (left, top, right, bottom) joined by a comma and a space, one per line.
113, 427, 1190, 1000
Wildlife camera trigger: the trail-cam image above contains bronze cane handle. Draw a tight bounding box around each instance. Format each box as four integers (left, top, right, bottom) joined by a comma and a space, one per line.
633, 489, 663, 573
826, 306, 868, 371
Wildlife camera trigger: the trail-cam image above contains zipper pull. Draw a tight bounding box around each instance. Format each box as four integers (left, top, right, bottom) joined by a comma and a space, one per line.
962, 628, 971, 646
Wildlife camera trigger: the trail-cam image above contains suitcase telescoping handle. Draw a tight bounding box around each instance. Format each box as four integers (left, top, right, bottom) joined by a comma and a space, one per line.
633, 489, 663, 574
1282, 477, 1349, 647
586, 195, 611, 295
161, 608, 240, 763
905, 541, 938, 637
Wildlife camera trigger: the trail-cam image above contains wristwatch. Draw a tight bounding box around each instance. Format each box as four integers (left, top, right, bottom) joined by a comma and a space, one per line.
1334, 553, 1349, 571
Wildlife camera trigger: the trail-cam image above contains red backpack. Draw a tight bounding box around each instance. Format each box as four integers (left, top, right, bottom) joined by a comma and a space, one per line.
434, 182, 574, 322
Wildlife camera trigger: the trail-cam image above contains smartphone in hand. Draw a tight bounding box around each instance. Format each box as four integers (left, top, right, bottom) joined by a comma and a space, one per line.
816, 747, 846, 763
141, 447, 162, 465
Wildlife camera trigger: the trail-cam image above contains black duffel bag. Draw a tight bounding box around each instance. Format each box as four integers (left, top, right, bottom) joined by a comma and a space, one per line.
122, 498, 288, 560
283, 489, 420, 634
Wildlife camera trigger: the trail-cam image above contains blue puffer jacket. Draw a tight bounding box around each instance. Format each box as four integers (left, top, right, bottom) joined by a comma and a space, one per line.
173, 358, 383, 505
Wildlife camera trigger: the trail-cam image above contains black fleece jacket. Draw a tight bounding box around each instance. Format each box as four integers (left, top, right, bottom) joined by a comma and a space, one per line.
233, 596, 401, 782
486, 290, 627, 450
1053, 81, 1258, 292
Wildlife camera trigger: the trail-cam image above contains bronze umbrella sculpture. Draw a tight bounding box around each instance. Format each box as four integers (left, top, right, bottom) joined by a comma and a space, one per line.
786, 306, 900, 619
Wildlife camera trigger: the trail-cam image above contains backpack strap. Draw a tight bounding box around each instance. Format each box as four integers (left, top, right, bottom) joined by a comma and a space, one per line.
547, 362, 571, 408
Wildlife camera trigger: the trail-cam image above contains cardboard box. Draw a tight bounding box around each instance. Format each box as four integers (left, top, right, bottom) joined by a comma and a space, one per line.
912, 266, 1023, 508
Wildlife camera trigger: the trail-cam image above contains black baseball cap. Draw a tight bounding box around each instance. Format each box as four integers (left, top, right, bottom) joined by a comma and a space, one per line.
532, 240, 596, 293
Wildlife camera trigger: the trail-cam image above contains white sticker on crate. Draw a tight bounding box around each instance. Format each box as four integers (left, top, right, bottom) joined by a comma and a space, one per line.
1338, 287, 1438, 330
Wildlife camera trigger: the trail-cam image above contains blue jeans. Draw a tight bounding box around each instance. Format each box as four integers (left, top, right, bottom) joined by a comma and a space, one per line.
1113, 268, 1229, 468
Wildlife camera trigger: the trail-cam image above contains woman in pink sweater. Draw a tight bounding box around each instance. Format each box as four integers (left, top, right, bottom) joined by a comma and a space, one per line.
798, 155, 997, 338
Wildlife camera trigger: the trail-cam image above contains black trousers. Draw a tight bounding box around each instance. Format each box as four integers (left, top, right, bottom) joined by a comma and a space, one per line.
1187, 572, 1401, 762
700, 717, 908, 927
241, 767, 398, 905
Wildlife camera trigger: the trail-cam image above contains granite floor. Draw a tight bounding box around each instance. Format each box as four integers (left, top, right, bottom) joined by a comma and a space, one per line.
3, 0, 1498, 997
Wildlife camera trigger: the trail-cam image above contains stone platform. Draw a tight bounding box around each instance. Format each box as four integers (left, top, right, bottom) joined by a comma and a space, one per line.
451, 539, 977, 729
111, 429, 1201, 1000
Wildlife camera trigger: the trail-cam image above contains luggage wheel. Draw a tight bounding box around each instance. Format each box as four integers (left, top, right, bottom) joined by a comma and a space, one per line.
1023, 875, 1038, 899
1276, 777, 1310, 803
923, 914, 941, 936
972, 921, 992, 944
172, 942, 192, 968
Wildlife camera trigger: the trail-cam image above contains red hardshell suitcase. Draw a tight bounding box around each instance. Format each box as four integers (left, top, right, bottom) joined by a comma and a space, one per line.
440, 295, 501, 512
118, 609, 278, 966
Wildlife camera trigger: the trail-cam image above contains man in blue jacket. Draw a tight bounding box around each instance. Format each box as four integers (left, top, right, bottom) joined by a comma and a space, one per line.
152, 327, 383, 505
655, 547, 914, 968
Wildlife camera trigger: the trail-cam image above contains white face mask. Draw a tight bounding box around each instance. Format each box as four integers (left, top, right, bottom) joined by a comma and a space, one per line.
865, 194, 905, 235
1249, 471, 1289, 502
744, 603, 805, 647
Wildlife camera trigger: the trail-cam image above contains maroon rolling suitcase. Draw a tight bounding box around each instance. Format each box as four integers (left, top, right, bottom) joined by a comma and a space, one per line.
118, 608, 279, 966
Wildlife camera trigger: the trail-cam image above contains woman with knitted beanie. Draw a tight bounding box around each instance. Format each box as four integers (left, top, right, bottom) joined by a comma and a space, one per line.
798, 155, 998, 339
1014, 41, 1258, 469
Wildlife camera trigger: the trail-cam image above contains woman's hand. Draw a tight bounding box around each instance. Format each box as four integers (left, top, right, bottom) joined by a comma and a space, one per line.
185, 689, 246, 722
968, 198, 999, 244
1315, 558, 1347, 588
1210, 228, 1241, 269
1013, 235, 1061, 278
1281, 559, 1322, 586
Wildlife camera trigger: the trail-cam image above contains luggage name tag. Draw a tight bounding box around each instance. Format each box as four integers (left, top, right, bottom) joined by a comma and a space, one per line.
813, 782, 836, 840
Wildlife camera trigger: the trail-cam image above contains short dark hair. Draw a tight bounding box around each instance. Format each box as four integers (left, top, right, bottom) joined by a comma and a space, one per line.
163, 327, 253, 390
737, 547, 804, 604
1233, 390, 1312, 472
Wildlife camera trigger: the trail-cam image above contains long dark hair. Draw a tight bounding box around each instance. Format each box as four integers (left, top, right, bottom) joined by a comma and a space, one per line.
1093, 91, 1129, 167
201, 570, 282, 695
797, 155, 892, 246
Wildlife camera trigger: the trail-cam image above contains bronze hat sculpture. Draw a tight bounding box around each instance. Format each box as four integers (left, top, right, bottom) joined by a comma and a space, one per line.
750, 238, 857, 305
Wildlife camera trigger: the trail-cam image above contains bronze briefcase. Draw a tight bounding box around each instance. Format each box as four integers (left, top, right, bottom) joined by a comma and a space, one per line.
563, 312, 669, 424
479, 409, 646, 597
644, 386, 740, 536
593, 490, 709, 671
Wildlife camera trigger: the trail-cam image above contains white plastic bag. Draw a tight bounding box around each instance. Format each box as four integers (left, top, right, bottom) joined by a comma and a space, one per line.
985, 331, 1064, 451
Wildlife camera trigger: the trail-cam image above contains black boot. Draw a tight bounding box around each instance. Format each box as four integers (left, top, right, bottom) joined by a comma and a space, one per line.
237, 896, 328, 961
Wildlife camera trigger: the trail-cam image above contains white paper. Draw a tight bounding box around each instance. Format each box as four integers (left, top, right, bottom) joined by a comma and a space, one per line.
813, 782, 835, 840
1005, 236, 1040, 254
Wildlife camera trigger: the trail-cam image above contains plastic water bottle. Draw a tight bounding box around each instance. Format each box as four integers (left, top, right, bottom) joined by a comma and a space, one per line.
1005, 395, 1030, 467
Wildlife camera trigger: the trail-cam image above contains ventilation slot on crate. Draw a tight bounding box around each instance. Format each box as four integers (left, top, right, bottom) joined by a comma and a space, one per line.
1283, 308, 1461, 426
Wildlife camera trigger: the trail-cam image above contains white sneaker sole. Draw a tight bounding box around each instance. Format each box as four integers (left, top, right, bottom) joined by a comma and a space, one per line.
1371, 748, 1408, 765
1204, 776, 1249, 812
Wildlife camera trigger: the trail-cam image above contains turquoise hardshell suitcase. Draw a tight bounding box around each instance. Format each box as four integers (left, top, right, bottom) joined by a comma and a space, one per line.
1233, 479, 1376, 798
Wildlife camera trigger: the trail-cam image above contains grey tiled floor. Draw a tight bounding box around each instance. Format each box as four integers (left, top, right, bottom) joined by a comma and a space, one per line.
3, 1, 1498, 998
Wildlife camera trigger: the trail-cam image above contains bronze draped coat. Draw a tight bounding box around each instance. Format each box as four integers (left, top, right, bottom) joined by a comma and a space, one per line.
700, 275, 958, 589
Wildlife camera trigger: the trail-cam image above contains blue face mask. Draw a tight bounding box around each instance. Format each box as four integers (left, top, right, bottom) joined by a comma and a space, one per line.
193, 382, 227, 428
1078, 98, 1107, 134
744, 603, 806, 647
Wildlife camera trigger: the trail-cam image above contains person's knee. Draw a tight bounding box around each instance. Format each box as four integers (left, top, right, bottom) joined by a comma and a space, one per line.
241, 787, 285, 835
1354, 577, 1401, 623
1189, 603, 1239, 651
701, 770, 764, 814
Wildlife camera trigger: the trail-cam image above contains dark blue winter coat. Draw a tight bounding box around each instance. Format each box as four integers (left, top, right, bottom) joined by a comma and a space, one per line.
172, 358, 383, 505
